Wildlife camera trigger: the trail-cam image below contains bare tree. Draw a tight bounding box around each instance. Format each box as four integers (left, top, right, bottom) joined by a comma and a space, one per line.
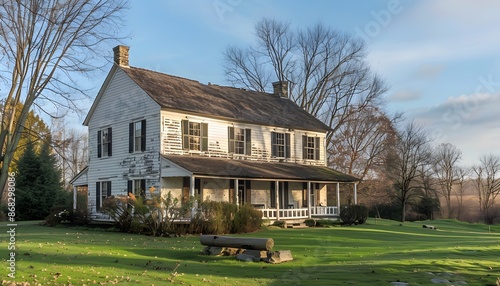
385, 121, 433, 222
0, 0, 127, 200
472, 154, 500, 224
454, 166, 469, 221
223, 18, 387, 142
433, 143, 463, 218
52, 118, 88, 189
328, 105, 398, 180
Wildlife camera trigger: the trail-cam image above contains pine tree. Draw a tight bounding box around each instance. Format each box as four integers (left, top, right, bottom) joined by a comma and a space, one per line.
38, 139, 69, 209
16, 141, 43, 220
16, 139, 68, 220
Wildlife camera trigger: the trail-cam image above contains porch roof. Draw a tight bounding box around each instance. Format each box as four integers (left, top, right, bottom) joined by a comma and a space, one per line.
162, 155, 360, 183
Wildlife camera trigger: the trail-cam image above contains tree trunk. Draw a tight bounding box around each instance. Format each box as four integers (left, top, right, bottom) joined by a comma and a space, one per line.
401, 200, 406, 222
200, 235, 274, 251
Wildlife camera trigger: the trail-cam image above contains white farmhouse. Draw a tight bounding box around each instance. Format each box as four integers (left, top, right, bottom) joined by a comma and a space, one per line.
70, 45, 360, 222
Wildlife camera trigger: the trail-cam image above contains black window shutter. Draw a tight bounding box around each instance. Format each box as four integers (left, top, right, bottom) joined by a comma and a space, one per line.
181, 120, 189, 150
228, 126, 234, 153
245, 129, 251, 155
245, 180, 251, 204
129, 123, 134, 153
302, 135, 307, 159
270, 181, 276, 208
108, 128, 112, 156
96, 182, 101, 211
107, 181, 112, 197
271, 132, 277, 157
127, 180, 133, 195
285, 133, 290, 158
141, 119, 146, 151
302, 182, 308, 207
315, 137, 320, 160
139, 179, 146, 198
183, 177, 190, 189
201, 123, 208, 151
97, 130, 102, 158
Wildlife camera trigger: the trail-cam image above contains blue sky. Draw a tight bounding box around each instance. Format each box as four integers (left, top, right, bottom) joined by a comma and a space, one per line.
80, 0, 500, 166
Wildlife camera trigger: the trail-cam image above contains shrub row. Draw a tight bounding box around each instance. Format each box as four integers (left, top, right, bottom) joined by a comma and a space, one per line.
99, 194, 262, 236
190, 201, 262, 234
339, 204, 368, 226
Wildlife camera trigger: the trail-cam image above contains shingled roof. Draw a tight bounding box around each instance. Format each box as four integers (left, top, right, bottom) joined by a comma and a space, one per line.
121, 66, 330, 132
162, 155, 360, 182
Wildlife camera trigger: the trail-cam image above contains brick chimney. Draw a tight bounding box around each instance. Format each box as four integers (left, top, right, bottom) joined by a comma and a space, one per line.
113, 45, 129, 67
272, 81, 288, 98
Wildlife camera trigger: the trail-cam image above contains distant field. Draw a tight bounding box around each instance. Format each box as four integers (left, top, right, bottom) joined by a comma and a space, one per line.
1, 219, 500, 285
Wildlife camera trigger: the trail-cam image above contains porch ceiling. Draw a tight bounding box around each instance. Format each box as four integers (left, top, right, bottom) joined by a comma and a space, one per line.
161, 155, 360, 182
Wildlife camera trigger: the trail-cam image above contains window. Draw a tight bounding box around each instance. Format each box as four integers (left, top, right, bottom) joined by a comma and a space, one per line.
128, 179, 146, 199
182, 120, 208, 151
302, 135, 320, 160
129, 120, 146, 153
228, 127, 251, 155
97, 128, 112, 158
271, 132, 290, 158
95, 181, 111, 211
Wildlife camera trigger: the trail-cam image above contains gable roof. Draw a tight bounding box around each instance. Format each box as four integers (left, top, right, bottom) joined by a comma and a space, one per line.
162, 155, 359, 182
121, 66, 330, 132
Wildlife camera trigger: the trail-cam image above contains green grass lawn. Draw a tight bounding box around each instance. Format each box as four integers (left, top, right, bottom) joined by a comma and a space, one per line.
1, 219, 500, 285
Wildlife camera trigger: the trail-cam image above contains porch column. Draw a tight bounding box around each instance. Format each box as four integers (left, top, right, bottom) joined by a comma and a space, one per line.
354, 182, 358, 205
235, 178, 239, 208
307, 181, 312, 219
275, 180, 280, 220
73, 186, 77, 210
336, 183, 340, 212
190, 175, 196, 218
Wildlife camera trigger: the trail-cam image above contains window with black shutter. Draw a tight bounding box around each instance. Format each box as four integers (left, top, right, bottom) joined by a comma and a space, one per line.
98, 128, 112, 158
129, 120, 146, 153
271, 132, 290, 158
228, 127, 251, 155
96, 181, 111, 211
302, 135, 320, 160
128, 179, 146, 199
182, 120, 208, 151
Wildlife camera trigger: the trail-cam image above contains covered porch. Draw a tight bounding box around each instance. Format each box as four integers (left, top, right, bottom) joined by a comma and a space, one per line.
160, 155, 360, 221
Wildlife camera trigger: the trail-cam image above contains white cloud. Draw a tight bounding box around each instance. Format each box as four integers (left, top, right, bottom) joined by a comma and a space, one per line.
410, 92, 500, 165
390, 90, 422, 102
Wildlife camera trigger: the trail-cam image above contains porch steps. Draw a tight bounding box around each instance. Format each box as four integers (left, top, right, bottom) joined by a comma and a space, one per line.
285, 222, 308, 229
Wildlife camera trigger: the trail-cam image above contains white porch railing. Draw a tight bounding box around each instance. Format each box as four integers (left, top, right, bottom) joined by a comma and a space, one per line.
259, 206, 339, 220
311, 206, 338, 216
260, 208, 309, 220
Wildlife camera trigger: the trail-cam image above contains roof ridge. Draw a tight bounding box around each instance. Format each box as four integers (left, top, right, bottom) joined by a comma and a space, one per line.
128, 65, 201, 84
127, 65, 269, 95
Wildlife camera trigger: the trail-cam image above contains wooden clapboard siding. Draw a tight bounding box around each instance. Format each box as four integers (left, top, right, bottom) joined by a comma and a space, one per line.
160, 110, 326, 165
87, 68, 161, 217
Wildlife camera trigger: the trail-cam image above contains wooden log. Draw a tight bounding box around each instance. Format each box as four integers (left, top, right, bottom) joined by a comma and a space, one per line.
200, 235, 274, 251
